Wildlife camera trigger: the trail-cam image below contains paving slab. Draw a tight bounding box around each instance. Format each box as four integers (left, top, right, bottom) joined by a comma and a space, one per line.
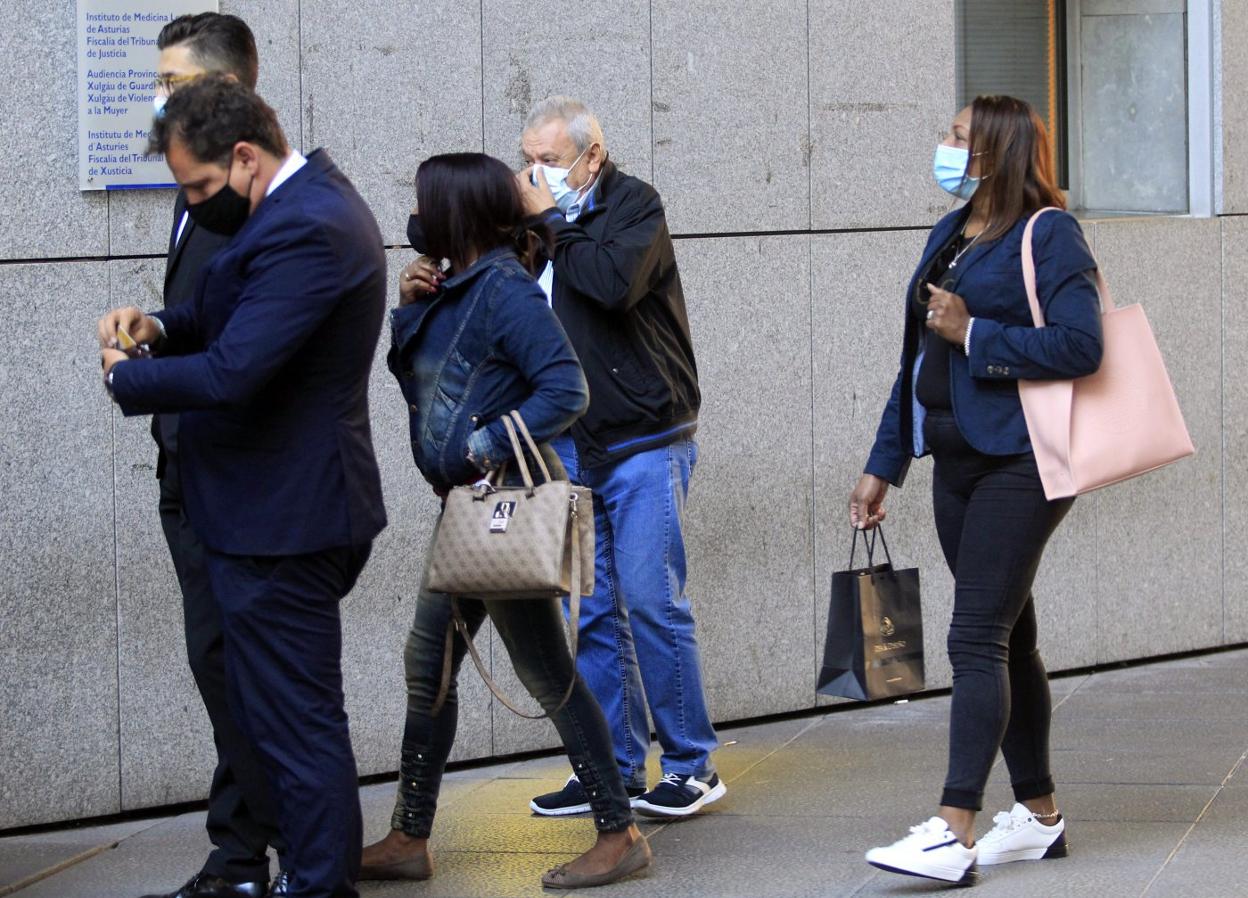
5, 650, 1248, 898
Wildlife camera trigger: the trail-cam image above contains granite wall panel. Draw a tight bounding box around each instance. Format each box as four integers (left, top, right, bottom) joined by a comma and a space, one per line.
0, 3, 108, 260
651, 0, 810, 234
809, 0, 957, 231
481, 0, 651, 180
1221, 217, 1247, 643
676, 234, 815, 721
299, 1, 484, 247
1220, 0, 1248, 212
1087, 217, 1223, 662
109, 258, 215, 811
0, 262, 118, 828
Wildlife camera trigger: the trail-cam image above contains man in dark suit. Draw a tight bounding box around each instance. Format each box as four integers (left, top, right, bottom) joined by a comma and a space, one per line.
98, 77, 387, 898
140, 15, 288, 898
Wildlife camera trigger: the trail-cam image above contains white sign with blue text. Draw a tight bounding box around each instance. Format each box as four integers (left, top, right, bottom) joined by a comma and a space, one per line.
78, 0, 218, 191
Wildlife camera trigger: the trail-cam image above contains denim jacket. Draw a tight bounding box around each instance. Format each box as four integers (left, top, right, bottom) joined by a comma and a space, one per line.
388, 247, 589, 494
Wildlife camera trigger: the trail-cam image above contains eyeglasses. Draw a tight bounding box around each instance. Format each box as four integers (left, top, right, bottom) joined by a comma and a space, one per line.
152, 73, 199, 94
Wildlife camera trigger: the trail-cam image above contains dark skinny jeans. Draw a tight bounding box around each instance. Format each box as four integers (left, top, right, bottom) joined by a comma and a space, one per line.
924, 410, 1074, 812
390, 449, 634, 837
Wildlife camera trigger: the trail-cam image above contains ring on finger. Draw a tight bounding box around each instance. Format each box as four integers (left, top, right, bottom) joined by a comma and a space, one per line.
926, 309, 935, 320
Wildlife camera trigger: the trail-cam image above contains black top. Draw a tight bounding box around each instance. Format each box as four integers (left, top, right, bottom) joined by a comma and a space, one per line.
913, 228, 973, 410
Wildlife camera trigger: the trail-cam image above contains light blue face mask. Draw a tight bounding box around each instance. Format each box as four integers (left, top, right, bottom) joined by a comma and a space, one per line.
152, 94, 167, 117
933, 144, 980, 200
535, 147, 589, 213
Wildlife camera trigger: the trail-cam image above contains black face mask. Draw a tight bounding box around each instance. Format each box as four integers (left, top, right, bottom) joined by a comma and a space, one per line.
406, 213, 428, 255
188, 163, 253, 236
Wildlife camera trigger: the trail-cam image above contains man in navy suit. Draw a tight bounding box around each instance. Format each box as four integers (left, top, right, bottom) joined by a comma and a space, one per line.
98, 76, 387, 898
146, 14, 289, 898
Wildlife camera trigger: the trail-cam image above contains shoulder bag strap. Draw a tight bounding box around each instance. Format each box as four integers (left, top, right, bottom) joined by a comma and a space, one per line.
428, 501, 583, 720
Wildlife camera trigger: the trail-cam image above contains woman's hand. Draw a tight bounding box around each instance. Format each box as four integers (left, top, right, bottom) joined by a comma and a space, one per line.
399, 256, 444, 306
849, 474, 889, 530
924, 283, 971, 347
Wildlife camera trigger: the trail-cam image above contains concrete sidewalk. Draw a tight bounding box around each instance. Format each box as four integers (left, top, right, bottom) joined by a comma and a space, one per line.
4, 648, 1247, 898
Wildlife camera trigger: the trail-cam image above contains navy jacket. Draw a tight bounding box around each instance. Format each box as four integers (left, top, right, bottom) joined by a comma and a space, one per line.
112, 150, 388, 556
865, 207, 1103, 486
388, 247, 589, 495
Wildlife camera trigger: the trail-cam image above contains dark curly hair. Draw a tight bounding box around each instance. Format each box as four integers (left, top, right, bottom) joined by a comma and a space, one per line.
157, 13, 258, 89
148, 74, 287, 165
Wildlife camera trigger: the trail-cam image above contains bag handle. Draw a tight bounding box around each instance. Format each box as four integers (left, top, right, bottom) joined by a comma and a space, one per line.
1020, 207, 1115, 327
507, 410, 554, 483
847, 525, 893, 573
429, 495, 584, 720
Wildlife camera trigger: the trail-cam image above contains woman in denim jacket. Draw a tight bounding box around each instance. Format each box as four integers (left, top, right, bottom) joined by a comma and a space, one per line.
360, 153, 650, 890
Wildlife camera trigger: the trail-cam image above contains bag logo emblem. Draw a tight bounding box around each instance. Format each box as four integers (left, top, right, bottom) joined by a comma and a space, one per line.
489, 501, 517, 533
880, 616, 896, 637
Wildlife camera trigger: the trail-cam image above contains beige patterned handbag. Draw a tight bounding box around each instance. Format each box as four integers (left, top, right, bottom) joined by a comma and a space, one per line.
427, 410, 594, 718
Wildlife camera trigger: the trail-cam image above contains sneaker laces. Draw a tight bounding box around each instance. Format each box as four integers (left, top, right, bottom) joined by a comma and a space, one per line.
895, 817, 950, 847
983, 809, 1025, 841
658, 772, 683, 787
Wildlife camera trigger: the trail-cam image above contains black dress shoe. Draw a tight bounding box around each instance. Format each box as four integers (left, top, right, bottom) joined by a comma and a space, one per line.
139, 872, 268, 898
267, 871, 292, 897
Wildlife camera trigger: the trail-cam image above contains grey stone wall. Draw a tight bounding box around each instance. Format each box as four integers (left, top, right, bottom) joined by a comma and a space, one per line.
1, 0, 1243, 829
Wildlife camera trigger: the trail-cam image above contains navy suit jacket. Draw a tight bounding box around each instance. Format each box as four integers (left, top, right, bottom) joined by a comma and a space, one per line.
865, 207, 1103, 486
112, 149, 388, 556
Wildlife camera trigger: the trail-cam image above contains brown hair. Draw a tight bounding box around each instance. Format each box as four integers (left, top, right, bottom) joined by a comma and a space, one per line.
967, 95, 1065, 241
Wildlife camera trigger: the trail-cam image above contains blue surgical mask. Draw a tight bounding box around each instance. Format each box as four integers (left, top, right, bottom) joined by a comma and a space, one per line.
933, 144, 980, 200
152, 94, 167, 117
535, 147, 589, 213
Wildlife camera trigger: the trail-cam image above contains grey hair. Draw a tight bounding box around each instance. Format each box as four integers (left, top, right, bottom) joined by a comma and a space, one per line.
524, 96, 607, 154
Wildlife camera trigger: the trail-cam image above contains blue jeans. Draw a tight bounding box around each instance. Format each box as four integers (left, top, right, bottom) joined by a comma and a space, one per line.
553, 435, 719, 789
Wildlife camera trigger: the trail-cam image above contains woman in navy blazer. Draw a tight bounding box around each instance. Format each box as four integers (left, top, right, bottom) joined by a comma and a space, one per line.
851, 97, 1103, 886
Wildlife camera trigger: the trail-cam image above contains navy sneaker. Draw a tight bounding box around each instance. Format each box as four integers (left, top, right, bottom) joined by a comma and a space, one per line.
530, 774, 646, 816
633, 772, 727, 817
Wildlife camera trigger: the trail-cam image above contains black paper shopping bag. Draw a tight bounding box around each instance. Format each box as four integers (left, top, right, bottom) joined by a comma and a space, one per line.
818, 527, 925, 701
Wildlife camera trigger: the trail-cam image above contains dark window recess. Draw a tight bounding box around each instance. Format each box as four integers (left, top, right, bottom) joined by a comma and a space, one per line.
955, 0, 1068, 188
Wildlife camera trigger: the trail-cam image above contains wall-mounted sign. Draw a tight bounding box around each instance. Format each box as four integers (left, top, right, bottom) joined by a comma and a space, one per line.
77, 1, 218, 191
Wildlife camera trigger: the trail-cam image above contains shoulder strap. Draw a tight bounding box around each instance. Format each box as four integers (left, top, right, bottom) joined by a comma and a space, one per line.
1022, 208, 1115, 328
428, 504, 583, 720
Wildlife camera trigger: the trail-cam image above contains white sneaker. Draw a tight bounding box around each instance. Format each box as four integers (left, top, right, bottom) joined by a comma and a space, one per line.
865, 816, 979, 885
977, 803, 1068, 865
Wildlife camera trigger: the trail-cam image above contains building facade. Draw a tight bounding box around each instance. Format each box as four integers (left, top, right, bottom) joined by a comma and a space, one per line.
2, 0, 1245, 829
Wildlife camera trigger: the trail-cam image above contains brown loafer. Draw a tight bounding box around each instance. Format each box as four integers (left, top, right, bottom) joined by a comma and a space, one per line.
357, 847, 433, 882
541, 835, 652, 890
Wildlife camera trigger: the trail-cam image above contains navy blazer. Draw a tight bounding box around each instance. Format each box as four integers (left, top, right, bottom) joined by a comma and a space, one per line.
112, 150, 388, 556
865, 206, 1103, 486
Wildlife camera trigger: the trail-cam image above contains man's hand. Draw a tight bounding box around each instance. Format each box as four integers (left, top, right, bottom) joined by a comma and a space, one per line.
399, 256, 445, 306
516, 166, 557, 217
923, 283, 972, 346
100, 348, 127, 383
97, 306, 160, 349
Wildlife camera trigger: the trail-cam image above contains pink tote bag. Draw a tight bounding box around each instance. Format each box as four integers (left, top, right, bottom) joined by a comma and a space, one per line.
1017, 208, 1194, 500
